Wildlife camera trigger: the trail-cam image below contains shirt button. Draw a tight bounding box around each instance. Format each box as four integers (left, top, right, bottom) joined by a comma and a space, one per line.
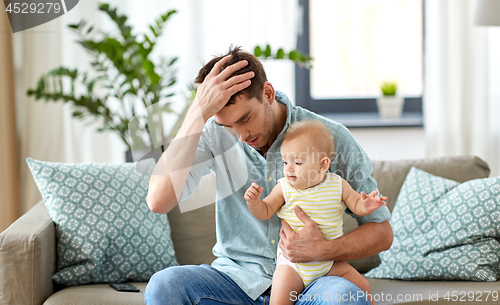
271, 239, 276, 244
268, 176, 273, 181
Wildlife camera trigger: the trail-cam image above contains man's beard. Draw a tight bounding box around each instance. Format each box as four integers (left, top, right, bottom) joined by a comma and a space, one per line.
254, 103, 276, 150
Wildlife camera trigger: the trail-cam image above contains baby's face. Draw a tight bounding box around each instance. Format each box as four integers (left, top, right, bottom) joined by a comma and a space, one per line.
280, 137, 325, 190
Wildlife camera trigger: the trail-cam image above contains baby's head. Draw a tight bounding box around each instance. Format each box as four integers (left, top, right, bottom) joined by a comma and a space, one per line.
281, 120, 335, 190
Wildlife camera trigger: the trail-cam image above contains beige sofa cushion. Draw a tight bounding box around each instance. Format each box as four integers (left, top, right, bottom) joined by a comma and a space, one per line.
367, 278, 500, 305
345, 155, 490, 272
371, 155, 490, 212
0, 201, 55, 305
43, 283, 147, 305
167, 203, 216, 265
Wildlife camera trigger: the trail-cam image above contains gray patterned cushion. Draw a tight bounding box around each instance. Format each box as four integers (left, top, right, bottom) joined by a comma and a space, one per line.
26, 158, 178, 286
366, 167, 500, 281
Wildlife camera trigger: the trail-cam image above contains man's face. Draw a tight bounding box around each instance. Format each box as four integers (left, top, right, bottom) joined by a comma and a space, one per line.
214, 94, 276, 151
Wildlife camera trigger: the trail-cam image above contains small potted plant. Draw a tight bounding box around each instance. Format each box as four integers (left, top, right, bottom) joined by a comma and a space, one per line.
376, 81, 404, 119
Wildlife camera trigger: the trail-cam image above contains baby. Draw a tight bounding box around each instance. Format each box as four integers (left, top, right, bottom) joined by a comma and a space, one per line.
244, 120, 386, 305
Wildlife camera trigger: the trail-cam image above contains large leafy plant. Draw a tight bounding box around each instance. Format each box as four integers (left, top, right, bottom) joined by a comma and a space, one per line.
28, 3, 181, 152
27, 3, 312, 153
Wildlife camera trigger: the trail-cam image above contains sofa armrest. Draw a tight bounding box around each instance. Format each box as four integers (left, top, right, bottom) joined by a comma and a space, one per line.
0, 201, 55, 305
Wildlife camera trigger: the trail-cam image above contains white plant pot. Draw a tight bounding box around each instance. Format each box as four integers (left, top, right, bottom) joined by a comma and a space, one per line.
376, 96, 405, 119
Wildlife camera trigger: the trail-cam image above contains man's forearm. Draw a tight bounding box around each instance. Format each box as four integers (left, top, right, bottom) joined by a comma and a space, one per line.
320, 221, 393, 261
146, 54, 254, 214
146, 104, 206, 214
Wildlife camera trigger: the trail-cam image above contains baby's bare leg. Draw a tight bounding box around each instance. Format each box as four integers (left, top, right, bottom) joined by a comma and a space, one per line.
327, 261, 373, 305
270, 265, 304, 305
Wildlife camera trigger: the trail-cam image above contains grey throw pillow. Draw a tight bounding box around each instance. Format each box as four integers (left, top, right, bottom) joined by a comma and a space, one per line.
27, 158, 178, 286
366, 167, 500, 281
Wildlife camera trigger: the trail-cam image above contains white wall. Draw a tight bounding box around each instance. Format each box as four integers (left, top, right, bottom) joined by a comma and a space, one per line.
350, 127, 426, 161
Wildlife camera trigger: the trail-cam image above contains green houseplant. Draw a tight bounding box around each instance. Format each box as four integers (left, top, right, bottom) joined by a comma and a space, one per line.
254, 45, 312, 69
27, 3, 181, 157
27, 3, 312, 162
376, 81, 404, 119
380, 81, 398, 96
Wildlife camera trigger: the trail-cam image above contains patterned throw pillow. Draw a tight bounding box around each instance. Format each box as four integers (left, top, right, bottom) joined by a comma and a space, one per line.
27, 158, 178, 286
366, 167, 500, 281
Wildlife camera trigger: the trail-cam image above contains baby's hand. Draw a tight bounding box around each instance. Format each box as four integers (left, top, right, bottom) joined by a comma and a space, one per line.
244, 182, 264, 205
360, 191, 388, 212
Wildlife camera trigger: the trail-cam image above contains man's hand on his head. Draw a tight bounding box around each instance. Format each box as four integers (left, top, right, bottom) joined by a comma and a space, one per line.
194, 55, 255, 121
279, 205, 328, 263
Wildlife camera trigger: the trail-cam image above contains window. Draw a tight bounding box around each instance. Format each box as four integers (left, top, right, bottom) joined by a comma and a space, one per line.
296, 0, 423, 116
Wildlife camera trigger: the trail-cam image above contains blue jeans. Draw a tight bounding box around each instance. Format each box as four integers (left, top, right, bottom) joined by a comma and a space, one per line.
145, 264, 370, 305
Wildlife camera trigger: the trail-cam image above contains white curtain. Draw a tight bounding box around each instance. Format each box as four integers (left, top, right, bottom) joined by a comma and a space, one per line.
14, 0, 299, 213
424, 0, 500, 177
0, 6, 20, 232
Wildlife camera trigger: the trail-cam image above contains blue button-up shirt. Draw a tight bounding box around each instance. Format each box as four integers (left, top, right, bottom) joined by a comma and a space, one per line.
179, 91, 391, 300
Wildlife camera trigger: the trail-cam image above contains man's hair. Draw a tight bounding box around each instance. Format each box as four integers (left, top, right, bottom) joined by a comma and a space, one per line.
283, 120, 336, 161
194, 46, 267, 104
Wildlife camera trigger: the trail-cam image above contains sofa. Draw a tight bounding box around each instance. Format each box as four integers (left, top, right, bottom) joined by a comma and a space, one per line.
1, 156, 499, 305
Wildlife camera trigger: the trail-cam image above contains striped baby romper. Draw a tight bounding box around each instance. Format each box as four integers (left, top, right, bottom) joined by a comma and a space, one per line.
276, 172, 344, 287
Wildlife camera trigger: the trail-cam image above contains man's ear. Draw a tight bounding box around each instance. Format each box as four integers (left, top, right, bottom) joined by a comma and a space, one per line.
320, 157, 331, 172
262, 82, 275, 104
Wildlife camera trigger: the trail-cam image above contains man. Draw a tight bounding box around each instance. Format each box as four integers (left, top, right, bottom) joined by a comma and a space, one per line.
145, 46, 393, 304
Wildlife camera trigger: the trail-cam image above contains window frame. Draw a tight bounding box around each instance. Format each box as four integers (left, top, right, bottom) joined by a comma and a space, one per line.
295, 0, 424, 115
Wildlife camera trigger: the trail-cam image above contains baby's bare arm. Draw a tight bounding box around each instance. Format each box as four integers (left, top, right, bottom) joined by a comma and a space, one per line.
341, 179, 387, 216
245, 183, 285, 220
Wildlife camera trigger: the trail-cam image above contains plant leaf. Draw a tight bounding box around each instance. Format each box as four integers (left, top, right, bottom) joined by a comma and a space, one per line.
254, 46, 262, 57
149, 26, 158, 37
276, 48, 285, 59
265, 45, 272, 57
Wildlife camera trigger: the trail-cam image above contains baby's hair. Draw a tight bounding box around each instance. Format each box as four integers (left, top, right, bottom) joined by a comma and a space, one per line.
283, 120, 335, 161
